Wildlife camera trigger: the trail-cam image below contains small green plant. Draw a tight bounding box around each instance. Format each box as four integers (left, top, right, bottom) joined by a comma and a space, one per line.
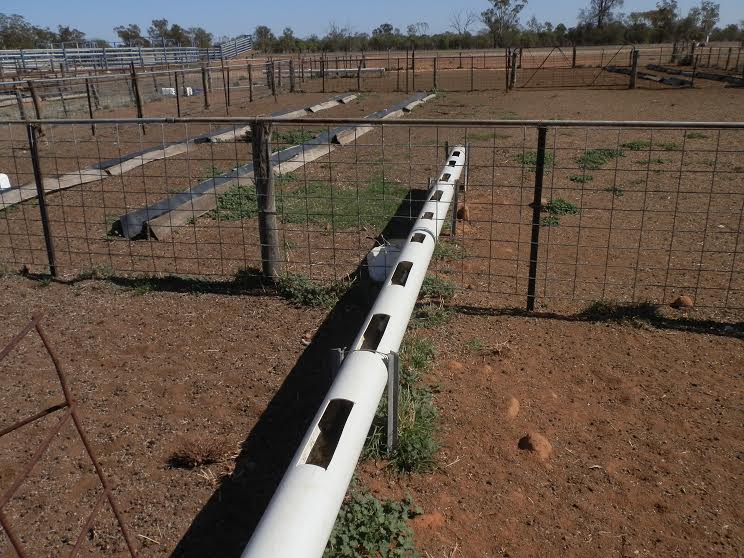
278, 177, 409, 231
685, 132, 708, 139
324, 491, 421, 557
275, 273, 350, 307
620, 140, 651, 151
544, 198, 578, 216
540, 215, 560, 227
603, 185, 625, 197
273, 129, 319, 151
465, 338, 485, 352
208, 183, 257, 221
516, 151, 555, 172
432, 240, 466, 261
659, 141, 680, 151
647, 157, 666, 165
203, 165, 221, 180
569, 174, 593, 183
420, 275, 455, 302
400, 336, 435, 385
576, 148, 624, 170
410, 304, 453, 329
365, 333, 439, 473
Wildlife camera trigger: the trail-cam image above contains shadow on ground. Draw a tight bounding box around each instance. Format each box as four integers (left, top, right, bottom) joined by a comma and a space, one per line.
168, 189, 428, 557
454, 301, 744, 339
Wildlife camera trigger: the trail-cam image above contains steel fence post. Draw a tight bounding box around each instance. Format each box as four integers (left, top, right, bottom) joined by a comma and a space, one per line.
27, 124, 57, 277
527, 126, 548, 311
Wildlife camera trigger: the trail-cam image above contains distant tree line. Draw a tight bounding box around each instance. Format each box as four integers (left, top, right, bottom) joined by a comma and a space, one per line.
252, 0, 742, 53
0, 14, 215, 49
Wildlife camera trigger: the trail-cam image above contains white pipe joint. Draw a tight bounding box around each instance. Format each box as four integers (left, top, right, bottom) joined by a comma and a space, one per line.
242, 146, 466, 558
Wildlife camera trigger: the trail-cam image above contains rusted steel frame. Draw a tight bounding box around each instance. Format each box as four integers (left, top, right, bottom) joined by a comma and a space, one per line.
0, 401, 68, 438
68, 490, 108, 557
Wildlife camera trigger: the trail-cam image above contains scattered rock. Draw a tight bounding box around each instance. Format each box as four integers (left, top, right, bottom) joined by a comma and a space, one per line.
300, 332, 312, 346
517, 432, 552, 460
482, 364, 493, 375
456, 204, 470, 222
411, 511, 445, 531
506, 397, 520, 418
671, 295, 693, 309
447, 361, 464, 372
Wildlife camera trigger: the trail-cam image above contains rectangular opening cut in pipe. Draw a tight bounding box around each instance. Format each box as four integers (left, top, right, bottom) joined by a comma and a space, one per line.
422, 212, 434, 220
390, 261, 413, 286
410, 233, 426, 243
429, 190, 444, 201
360, 314, 390, 351
304, 399, 354, 469
448, 160, 457, 166
441, 173, 451, 181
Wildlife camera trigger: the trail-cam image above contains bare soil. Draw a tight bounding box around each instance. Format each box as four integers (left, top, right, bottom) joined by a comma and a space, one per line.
0, 274, 741, 557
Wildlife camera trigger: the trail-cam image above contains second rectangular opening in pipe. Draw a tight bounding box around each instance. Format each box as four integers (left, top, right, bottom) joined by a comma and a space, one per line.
391, 261, 413, 286
360, 314, 390, 351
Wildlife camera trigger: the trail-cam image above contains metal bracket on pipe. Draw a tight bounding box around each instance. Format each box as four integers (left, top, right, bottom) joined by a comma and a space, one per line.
383, 351, 400, 455
327, 348, 399, 454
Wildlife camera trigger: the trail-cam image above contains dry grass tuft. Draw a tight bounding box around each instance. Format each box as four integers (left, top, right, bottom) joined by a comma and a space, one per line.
167, 436, 231, 469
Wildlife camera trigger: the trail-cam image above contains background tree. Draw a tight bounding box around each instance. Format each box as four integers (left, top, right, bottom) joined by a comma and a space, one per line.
481, 0, 528, 47
188, 27, 213, 48
253, 25, 276, 52
580, 0, 624, 29
113, 24, 149, 46
450, 10, 477, 47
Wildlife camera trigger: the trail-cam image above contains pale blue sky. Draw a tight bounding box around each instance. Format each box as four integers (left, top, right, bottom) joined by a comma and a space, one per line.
3, 0, 742, 42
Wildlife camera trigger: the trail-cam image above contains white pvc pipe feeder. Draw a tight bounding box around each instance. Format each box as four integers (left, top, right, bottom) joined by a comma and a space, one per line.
242, 146, 466, 558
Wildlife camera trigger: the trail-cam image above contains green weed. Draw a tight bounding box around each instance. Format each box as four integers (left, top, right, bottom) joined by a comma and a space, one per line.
432, 240, 466, 261
540, 215, 561, 227
516, 151, 555, 172
576, 148, 624, 170
324, 491, 420, 557
208, 182, 257, 221
569, 174, 593, 183
410, 304, 454, 329
419, 275, 455, 302
685, 132, 708, 139
400, 337, 436, 385
620, 140, 651, 151
273, 129, 319, 151
659, 141, 680, 151
544, 198, 578, 216
278, 177, 409, 231
603, 185, 625, 197
275, 273, 351, 307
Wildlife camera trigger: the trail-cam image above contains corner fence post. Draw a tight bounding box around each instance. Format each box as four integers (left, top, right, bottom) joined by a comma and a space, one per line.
27, 124, 57, 277
251, 121, 281, 279
526, 126, 548, 312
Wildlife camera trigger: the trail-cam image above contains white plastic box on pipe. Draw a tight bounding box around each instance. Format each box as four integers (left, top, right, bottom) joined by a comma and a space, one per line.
242, 146, 466, 558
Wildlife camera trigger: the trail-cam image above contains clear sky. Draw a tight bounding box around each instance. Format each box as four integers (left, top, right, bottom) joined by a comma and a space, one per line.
3, 0, 742, 42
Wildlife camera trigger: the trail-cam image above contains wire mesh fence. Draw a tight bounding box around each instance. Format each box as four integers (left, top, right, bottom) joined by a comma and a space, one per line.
0, 116, 742, 314
0, 60, 296, 120
4, 44, 739, 122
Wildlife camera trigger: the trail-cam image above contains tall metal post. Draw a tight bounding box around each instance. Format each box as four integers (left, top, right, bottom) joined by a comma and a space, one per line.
201, 65, 210, 109
526, 127, 548, 312
27, 124, 57, 277
84, 78, 96, 135
251, 122, 281, 278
